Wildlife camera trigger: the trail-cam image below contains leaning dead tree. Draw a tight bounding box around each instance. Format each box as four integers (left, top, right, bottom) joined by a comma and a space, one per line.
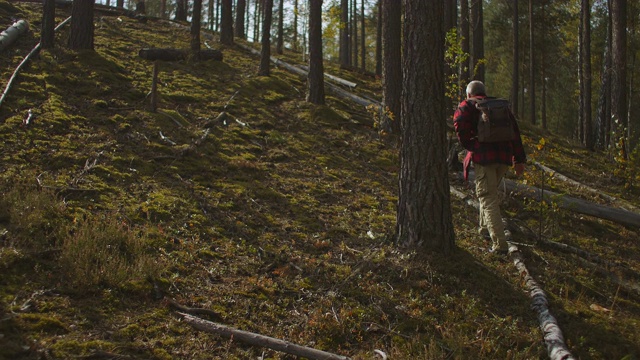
177, 313, 351, 360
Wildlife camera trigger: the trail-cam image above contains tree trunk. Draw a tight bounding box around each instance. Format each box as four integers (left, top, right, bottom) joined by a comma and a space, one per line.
276, 0, 284, 54
397, 0, 454, 253
510, 0, 519, 117
116, 0, 123, 7
220, 0, 234, 45
360, 0, 365, 71
68, 0, 95, 50
339, 0, 349, 68
352, 0, 358, 68
293, 0, 299, 51
540, 1, 547, 129
582, 0, 593, 149
381, 0, 401, 134
470, 0, 484, 81
259, 0, 273, 76
375, 0, 382, 76
235, 0, 246, 39
41, 0, 56, 49
460, 0, 470, 98
191, 0, 202, 52
175, 0, 187, 21
307, 0, 325, 105
611, 0, 628, 158
528, 0, 536, 124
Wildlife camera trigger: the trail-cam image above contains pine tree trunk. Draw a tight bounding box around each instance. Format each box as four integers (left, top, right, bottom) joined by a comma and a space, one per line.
276, 0, 284, 54
259, 0, 273, 76
470, 0, 484, 81
220, 0, 234, 45
511, 0, 519, 118
583, 0, 593, 149
460, 0, 470, 98
307, 0, 325, 105
528, 0, 536, 124
339, 0, 349, 68
41, 0, 56, 49
293, 0, 299, 51
375, 0, 382, 76
191, 0, 202, 52
397, 0, 454, 253
381, 0, 401, 134
360, 0, 365, 71
235, 0, 246, 39
611, 0, 628, 158
68, 0, 95, 50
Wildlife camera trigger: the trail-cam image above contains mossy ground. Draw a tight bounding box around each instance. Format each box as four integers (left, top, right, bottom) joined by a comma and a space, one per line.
0, 2, 639, 359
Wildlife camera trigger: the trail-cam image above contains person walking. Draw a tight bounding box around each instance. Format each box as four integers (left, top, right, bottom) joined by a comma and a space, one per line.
453, 80, 527, 254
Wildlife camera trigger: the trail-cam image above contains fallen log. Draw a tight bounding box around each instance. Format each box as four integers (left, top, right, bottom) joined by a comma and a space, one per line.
298, 64, 358, 88
463, 171, 640, 229
533, 161, 639, 213
138, 48, 223, 61
450, 186, 575, 359
0, 20, 29, 53
235, 43, 381, 110
178, 313, 351, 360
510, 246, 576, 360
0, 17, 71, 109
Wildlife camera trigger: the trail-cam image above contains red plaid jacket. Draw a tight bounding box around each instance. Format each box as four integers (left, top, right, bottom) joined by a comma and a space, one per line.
453, 96, 527, 179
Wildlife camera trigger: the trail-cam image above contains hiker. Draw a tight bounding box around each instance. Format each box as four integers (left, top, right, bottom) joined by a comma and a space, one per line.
453, 80, 527, 255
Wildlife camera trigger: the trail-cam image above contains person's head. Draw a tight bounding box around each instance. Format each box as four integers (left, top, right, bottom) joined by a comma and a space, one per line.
466, 80, 486, 98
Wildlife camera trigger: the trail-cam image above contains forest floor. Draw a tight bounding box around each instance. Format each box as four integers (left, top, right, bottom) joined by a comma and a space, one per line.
1, 2, 639, 359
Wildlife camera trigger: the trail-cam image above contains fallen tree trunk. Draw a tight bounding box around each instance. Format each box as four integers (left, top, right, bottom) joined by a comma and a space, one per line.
138, 48, 223, 61
462, 171, 640, 229
510, 246, 576, 360
0, 17, 71, 109
298, 64, 357, 88
178, 313, 351, 360
236, 43, 381, 111
0, 20, 29, 52
533, 161, 639, 213
450, 186, 575, 359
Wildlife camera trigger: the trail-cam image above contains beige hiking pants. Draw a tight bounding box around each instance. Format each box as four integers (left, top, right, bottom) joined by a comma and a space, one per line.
475, 162, 509, 250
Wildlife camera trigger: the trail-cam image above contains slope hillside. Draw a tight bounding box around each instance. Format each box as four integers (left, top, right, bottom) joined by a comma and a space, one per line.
0, 2, 639, 359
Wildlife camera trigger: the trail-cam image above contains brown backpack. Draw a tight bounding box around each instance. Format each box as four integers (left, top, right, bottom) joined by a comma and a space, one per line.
470, 97, 516, 143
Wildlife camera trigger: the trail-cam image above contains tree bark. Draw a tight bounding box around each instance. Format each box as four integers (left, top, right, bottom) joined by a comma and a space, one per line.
259, 0, 274, 76
220, 0, 234, 45
276, 0, 284, 54
360, 0, 365, 71
511, 0, 519, 118
339, 0, 350, 68
582, 0, 593, 149
68, 0, 95, 50
235, 0, 247, 39
397, 0, 454, 253
375, 0, 382, 76
307, 0, 325, 105
41, 0, 56, 49
528, 0, 536, 124
191, 0, 203, 52
293, 0, 299, 51
381, 0, 401, 134
175, 0, 187, 21
611, 0, 627, 158
470, 0, 484, 81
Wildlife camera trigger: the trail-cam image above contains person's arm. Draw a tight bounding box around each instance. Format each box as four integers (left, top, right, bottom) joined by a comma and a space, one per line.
453, 100, 478, 152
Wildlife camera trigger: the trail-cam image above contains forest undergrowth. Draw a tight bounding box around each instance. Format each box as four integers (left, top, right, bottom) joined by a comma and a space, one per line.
0, 2, 639, 359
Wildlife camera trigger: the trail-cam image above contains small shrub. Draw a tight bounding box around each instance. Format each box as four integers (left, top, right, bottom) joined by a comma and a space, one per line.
59, 215, 163, 290
0, 185, 67, 250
